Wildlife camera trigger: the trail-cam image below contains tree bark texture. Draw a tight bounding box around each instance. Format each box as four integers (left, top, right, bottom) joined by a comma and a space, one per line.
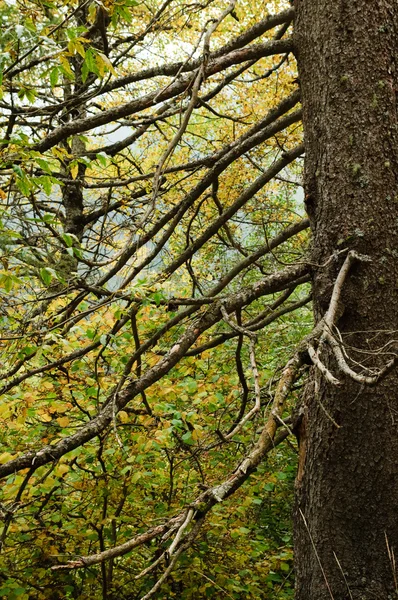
294, 1, 398, 599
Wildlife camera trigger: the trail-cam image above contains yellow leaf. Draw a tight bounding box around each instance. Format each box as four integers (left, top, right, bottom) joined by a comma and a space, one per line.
41, 413, 52, 422
67, 39, 86, 59
118, 411, 129, 423
51, 146, 72, 161
95, 53, 105, 77
23, 392, 36, 406
95, 52, 117, 77
70, 163, 79, 179
74, 40, 86, 59
88, 3, 97, 23
0, 452, 15, 464
55, 463, 69, 476
56, 416, 70, 427
59, 54, 74, 78
0, 404, 11, 418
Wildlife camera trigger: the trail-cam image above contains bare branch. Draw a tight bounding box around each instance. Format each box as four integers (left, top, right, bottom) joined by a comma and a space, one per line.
31, 39, 293, 153
310, 251, 398, 385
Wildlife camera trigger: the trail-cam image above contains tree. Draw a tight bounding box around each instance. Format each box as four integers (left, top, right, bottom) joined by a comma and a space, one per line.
293, 1, 398, 598
0, 0, 395, 598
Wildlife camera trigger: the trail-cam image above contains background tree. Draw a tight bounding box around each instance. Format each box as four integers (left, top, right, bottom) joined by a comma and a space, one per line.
0, 0, 396, 599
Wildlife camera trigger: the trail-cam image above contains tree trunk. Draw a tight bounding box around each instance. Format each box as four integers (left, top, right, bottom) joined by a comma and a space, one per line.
294, 1, 398, 599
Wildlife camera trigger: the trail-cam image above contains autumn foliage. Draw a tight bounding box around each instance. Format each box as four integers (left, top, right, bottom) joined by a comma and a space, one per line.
0, 1, 311, 598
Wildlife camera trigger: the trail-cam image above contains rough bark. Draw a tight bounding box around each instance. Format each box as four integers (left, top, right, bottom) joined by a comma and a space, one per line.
294, 1, 398, 599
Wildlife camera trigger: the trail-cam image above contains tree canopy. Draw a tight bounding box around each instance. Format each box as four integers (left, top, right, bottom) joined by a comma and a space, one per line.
0, 0, 364, 597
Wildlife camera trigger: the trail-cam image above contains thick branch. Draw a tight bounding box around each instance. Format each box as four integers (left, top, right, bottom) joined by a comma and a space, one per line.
32, 39, 293, 153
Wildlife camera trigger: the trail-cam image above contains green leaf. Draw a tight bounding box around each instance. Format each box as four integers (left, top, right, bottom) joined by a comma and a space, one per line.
81, 61, 89, 83
131, 471, 142, 483
25, 88, 36, 103
181, 431, 194, 445
66, 29, 77, 41
62, 232, 77, 247
50, 67, 59, 88
96, 152, 108, 167
84, 47, 98, 75
13, 587, 28, 596
42, 213, 56, 223
18, 345, 37, 358
0, 273, 14, 292
185, 377, 198, 395
35, 158, 53, 174
40, 267, 56, 286
33, 175, 53, 195
12, 164, 23, 177
239, 527, 251, 534
15, 175, 32, 196
72, 246, 83, 259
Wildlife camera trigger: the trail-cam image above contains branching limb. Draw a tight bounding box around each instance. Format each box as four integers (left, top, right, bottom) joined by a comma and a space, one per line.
51, 323, 313, 574
220, 305, 261, 438
308, 344, 341, 386
32, 38, 293, 153
310, 250, 398, 385
327, 333, 397, 385
0, 262, 309, 480
138, 517, 205, 600
322, 250, 367, 340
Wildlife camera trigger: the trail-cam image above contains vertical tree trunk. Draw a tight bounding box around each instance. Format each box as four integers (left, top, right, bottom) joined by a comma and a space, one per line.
294, 1, 398, 599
